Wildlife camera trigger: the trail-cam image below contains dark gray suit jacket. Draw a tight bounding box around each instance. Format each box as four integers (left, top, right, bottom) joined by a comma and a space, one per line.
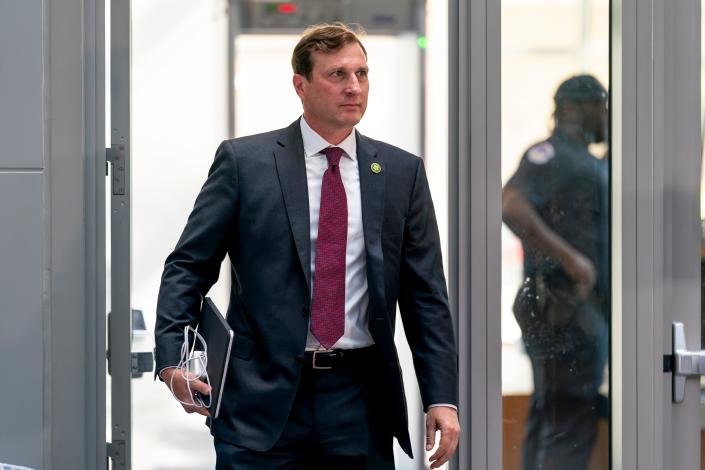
155, 119, 458, 457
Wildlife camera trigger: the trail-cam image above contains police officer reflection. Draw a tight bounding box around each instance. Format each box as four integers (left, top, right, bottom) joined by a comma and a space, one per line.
503, 75, 609, 470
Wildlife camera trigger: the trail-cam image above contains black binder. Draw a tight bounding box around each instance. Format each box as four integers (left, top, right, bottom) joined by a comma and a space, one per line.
196, 297, 233, 419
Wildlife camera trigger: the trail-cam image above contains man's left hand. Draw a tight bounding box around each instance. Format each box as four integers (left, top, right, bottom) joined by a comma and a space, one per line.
426, 406, 461, 469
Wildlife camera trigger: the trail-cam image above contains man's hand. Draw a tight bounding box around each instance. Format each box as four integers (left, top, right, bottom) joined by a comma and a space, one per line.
426, 406, 460, 469
160, 367, 212, 417
562, 250, 597, 300
503, 186, 597, 300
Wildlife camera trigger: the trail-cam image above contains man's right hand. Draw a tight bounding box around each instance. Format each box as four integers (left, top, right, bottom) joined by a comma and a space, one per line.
503, 187, 597, 300
562, 251, 597, 300
160, 367, 212, 417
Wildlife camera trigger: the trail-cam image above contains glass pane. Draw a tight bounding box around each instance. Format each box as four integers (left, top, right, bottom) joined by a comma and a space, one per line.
501, 1, 611, 469
126, 3, 449, 469
130, 1, 229, 468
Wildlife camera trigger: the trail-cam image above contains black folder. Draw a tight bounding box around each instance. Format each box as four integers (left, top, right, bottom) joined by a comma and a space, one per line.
196, 297, 233, 419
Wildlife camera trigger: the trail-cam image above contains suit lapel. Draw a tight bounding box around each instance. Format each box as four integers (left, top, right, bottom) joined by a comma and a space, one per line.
274, 120, 311, 291
356, 132, 386, 313
356, 132, 385, 248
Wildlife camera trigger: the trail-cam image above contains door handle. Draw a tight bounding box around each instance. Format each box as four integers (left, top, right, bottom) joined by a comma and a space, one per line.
670, 322, 705, 403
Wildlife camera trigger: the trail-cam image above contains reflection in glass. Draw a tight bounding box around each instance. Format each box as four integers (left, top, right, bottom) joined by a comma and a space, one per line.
503, 75, 609, 470
500, 2, 610, 468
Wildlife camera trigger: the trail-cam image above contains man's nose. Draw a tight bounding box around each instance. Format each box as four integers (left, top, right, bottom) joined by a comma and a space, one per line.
345, 75, 361, 94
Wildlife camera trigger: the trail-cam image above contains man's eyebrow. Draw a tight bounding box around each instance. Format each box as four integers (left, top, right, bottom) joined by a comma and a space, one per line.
325, 65, 369, 72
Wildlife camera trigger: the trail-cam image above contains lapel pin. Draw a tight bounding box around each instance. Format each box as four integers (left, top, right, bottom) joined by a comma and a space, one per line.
370, 162, 382, 174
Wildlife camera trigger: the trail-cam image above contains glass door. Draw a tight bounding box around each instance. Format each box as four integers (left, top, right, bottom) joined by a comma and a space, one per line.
108, 1, 452, 468
495, 0, 704, 467
450, 0, 704, 468
500, 1, 611, 469
625, 0, 703, 466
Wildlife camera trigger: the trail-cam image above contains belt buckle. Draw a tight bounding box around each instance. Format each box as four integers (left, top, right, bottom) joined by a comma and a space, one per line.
312, 350, 332, 370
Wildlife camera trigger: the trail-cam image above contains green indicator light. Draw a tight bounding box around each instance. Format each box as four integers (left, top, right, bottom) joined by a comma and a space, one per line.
417, 36, 427, 49
265, 3, 278, 13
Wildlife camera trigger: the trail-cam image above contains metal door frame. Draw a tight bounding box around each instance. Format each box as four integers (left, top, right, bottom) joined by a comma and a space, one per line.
86, 0, 108, 467
613, 0, 702, 467
108, 0, 133, 468
448, 0, 501, 468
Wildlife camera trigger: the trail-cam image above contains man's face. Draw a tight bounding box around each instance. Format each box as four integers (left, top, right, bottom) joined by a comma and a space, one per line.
584, 99, 609, 143
293, 42, 369, 138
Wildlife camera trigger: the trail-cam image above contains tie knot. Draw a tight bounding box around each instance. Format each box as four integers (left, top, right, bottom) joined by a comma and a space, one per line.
321, 147, 344, 167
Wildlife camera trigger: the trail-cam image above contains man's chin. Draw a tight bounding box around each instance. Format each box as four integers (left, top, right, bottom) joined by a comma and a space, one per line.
337, 115, 363, 129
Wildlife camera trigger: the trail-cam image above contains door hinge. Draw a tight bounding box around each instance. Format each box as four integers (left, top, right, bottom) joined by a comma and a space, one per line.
106, 144, 126, 195
107, 439, 126, 469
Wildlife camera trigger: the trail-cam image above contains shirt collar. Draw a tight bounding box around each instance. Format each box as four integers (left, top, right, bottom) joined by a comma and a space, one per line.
300, 116, 357, 161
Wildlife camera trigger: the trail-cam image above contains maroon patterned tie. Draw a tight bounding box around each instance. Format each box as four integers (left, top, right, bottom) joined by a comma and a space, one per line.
310, 147, 347, 349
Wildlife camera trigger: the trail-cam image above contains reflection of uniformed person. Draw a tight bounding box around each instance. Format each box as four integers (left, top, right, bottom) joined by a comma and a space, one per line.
502, 75, 609, 470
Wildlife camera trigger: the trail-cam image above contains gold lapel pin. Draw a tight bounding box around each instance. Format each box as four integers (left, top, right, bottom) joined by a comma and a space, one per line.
370, 162, 382, 174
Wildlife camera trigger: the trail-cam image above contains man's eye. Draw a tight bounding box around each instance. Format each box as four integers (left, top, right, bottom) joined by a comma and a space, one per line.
331, 70, 343, 77
356, 70, 368, 77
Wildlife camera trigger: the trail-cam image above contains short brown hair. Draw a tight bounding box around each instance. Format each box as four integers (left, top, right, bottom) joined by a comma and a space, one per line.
292, 22, 367, 80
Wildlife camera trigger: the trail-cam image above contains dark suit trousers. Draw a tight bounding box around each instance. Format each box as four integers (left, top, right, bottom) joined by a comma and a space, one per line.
214, 357, 395, 469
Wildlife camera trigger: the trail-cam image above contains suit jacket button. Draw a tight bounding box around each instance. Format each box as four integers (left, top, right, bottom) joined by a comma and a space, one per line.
295, 355, 303, 365
302, 306, 309, 317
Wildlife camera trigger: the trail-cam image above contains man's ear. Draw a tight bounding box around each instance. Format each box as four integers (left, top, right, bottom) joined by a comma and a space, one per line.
293, 74, 306, 100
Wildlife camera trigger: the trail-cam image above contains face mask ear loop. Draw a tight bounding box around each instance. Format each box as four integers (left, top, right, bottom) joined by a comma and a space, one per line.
185, 326, 195, 404
168, 325, 210, 408
168, 325, 214, 409
169, 328, 188, 406
190, 326, 212, 408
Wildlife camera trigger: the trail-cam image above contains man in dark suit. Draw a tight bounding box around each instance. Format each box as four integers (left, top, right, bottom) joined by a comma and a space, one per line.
155, 22, 459, 469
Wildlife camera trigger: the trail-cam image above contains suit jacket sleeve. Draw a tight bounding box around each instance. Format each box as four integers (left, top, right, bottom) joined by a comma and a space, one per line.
397, 158, 458, 410
154, 140, 239, 374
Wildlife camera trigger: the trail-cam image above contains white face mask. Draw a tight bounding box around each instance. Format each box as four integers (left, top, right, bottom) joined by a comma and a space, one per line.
168, 325, 212, 409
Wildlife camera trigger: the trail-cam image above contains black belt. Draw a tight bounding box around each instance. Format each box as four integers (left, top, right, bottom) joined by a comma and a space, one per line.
304, 345, 377, 370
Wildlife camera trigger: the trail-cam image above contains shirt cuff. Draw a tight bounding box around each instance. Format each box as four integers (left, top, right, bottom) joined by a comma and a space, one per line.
427, 403, 458, 411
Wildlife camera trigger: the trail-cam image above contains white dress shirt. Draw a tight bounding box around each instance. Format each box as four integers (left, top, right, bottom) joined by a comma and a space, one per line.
300, 116, 375, 351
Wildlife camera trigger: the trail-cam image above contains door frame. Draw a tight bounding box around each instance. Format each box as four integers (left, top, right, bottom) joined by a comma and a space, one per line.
613, 0, 702, 467
107, 0, 133, 468
448, 0, 502, 468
